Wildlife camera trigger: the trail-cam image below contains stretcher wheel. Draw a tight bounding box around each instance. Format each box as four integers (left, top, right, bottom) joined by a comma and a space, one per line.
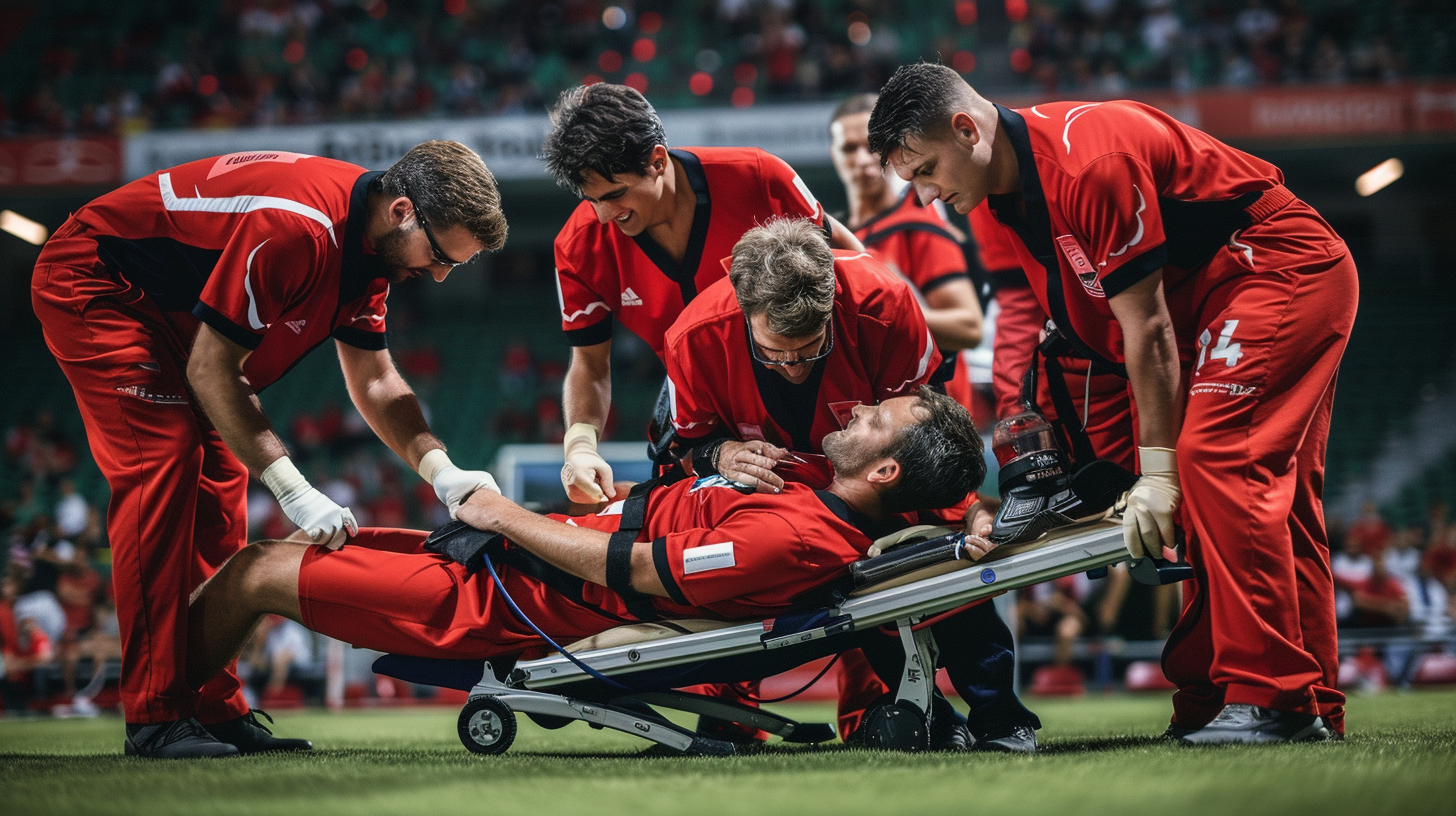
858, 702, 930, 753
458, 696, 517, 755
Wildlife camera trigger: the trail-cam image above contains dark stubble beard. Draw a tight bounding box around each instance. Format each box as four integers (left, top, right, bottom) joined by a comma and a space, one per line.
374, 225, 420, 284
820, 429, 878, 479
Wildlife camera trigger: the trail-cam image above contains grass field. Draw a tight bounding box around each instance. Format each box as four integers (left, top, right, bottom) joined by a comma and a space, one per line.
4, 690, 1455, 816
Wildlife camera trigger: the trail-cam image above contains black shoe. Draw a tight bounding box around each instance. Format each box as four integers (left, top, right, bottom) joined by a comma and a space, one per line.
1161, 723, 1198, 740
1179, 704, 1331, 745
206, 710, 313, 754
124, 719, 239, 759
972, 724, 1038, 754
930, 718, 972, 752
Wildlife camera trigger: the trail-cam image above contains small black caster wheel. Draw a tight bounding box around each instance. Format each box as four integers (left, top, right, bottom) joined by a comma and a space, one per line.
858, 702, 930, 752
458, 695, 517, 755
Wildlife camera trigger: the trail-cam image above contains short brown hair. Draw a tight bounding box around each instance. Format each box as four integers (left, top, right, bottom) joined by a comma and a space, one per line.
829, 93, 878, 131
380, 140, 508, 252
728, 218, 836, 339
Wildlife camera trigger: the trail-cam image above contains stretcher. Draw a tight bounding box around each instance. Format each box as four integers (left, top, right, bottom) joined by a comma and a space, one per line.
373, 516, 1189, 756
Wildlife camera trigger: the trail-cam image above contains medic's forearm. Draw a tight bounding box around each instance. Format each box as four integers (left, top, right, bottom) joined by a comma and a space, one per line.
827, 215, 865, 252
337, 343, 442, 470
187, 327, 288, 477
923, 279, 984, 351
563, 344, 613, 431
1109, 275, 1182, 449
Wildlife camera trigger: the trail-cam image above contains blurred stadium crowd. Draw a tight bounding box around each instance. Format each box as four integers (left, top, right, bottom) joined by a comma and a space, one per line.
2, 0, 1452, 133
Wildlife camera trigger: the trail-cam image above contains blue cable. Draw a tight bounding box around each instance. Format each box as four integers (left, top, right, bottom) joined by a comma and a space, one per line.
480, 551, 638, 691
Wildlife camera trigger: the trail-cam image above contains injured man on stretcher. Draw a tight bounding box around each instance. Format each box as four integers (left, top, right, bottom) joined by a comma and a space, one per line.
186, 387, 1037, 747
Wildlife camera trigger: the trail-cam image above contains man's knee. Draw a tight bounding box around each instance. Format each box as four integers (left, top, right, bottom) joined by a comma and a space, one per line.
206, 540, 307, 615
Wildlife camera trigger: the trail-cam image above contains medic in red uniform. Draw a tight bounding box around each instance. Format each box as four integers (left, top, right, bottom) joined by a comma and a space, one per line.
32, 142, 508, 757
541, 84, 862, 505
666, 250, 939, 458
871, 64, 1356, 744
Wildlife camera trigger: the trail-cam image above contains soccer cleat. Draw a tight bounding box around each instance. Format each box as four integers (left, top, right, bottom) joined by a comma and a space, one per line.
972, 723, 1038, 754
1179, 704, 1332, 745
124, 719, 239, 759
206, 710, 313, 754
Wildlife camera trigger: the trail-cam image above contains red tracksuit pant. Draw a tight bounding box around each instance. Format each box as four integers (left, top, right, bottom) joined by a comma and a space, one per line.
1164, 200, 1355, 733
32, 222, 251, 725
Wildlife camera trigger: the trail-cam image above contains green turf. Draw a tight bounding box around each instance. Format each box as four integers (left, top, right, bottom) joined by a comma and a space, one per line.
3, 691, 1455, 816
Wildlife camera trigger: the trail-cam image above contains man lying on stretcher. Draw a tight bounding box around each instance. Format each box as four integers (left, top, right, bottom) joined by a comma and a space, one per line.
184, 387, 1001, 722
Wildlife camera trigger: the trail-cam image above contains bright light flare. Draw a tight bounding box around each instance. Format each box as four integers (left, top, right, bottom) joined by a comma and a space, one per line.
1, 210, 48, 245
1356, 158, 1403, 197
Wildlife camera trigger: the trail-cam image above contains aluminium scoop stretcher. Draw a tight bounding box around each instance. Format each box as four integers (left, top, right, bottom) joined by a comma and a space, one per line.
373, 516, 1187, 756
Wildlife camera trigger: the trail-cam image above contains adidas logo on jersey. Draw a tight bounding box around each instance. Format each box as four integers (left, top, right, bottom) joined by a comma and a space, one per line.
621, 288, 643, 307
285, 319, 308, 334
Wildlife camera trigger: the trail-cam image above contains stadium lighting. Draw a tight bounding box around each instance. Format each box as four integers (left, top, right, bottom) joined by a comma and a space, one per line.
1356, 158, 1403, 197
1, 210, 48, 245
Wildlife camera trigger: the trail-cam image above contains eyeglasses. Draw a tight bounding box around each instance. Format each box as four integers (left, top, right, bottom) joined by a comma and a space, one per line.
404, 189, 467, 269
745, 314, 835, 368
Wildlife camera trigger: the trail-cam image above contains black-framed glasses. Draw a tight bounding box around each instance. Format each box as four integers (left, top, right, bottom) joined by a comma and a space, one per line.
405, 190, 467, 268
745, 314, 835, 368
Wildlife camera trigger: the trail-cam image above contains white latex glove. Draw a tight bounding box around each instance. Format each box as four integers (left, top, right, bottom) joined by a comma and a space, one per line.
417, 448, 500, 519
1122, 446, 1180, 559
561, 422, 615, 503
261, 456, 357, 550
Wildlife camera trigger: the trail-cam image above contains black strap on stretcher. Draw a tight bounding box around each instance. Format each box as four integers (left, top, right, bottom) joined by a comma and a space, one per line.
605, 477, 673, 622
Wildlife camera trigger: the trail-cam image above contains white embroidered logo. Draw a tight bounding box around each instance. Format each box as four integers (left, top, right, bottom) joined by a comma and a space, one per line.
621, 287, 643, 307
285, 319, 308, 334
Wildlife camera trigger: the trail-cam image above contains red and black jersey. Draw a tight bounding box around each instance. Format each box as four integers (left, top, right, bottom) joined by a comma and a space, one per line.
68, 151, 388, 390
664, 250, 939, 452
985, 101, 1292, 373
855, 186, 969, 296
553, 146, 827, 360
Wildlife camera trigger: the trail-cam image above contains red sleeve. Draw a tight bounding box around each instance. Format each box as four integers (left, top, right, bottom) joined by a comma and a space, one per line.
333, 277, 390, 350
665, 327, 723, 441
1066, 153, 1169, 298
553, 219, 614, 347
969, 202, 1023, 274
193, 212, 325, 350
903, 230, 969, 294
859, 264, 941, 399
759, 152, 827, 228
654, 510, 842, 607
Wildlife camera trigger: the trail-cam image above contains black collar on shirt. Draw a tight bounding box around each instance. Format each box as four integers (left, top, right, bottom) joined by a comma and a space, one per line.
341, 171, 388, 305
985, 105, 1127, 377
814, 489, 902, 541
749, 340, 830, 452
630, 149, 712, 306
